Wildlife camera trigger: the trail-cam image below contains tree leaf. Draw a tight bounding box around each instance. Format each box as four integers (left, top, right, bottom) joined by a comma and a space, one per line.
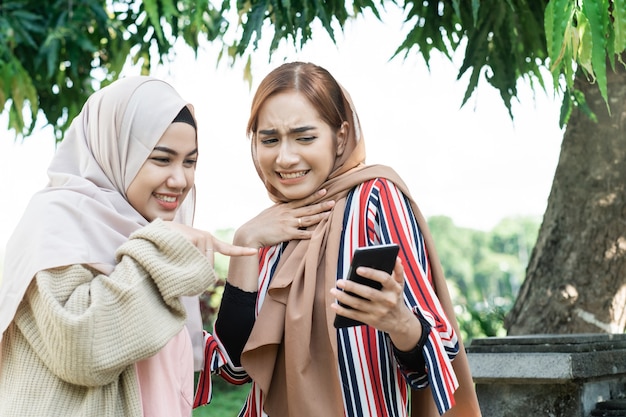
575, 11, 594, 75
613, 0, 626, 53
143, 0, 165, 43
581, 0, 609, 108
545, 0, 574, 74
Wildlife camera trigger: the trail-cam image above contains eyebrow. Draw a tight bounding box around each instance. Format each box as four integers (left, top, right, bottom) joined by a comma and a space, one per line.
153, 146, 199, 157
258, 125, 316, 135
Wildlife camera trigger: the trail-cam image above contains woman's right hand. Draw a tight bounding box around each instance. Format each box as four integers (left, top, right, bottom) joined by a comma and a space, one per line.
226, 189, 335, 292
162, 221, 257, 262
233, 189, 335, 248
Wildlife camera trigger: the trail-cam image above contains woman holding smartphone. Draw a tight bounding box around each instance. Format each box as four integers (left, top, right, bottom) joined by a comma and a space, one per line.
203, 62, 481, 417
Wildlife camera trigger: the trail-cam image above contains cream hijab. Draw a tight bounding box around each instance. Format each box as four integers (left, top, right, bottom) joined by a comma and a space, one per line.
241, 83, 480, 416
0, 76, 205, 369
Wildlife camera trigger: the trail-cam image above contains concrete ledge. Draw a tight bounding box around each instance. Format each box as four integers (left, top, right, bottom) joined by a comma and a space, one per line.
466, 334, 626, 417
468, 333, 626, 382
468, 334, 626, 353
470, 350, 626, 383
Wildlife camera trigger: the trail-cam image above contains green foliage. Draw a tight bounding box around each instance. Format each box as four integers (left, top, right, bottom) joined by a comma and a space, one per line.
199, 228, 235, 331
232, 0, 380, 58
545, 0, 625, 126
0, 0, 227, 141
195, 227, 251, 415
396, 0, 548, 119
4, 0, 626, 139
427, 215, 540, 343
1, 0, 126, 140
192, 378, 248, 416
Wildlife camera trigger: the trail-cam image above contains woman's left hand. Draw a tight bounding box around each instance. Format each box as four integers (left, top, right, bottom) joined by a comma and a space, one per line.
330, 258, 422, 351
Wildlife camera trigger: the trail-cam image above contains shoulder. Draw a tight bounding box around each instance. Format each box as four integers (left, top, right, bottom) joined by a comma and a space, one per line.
352, 177, 406, 202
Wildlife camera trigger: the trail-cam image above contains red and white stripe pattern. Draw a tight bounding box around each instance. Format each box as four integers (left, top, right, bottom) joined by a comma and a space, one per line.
195, 178, 459, 416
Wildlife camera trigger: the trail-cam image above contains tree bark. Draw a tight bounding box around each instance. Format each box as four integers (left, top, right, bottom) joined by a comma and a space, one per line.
505, 63, 626, 335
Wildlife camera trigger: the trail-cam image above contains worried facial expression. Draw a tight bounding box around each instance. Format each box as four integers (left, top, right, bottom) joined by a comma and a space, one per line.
255, 91, 347, 201
126, 122, 197, 222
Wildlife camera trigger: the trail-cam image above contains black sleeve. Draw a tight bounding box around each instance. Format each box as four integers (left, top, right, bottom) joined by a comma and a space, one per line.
392, 314, 431, 372
214, 281, 257, 367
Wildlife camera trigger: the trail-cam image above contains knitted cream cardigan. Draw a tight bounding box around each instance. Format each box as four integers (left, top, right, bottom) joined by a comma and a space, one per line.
0, 220, 215, 417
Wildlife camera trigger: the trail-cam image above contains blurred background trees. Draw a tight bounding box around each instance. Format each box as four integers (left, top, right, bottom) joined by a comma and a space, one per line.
3, 0, 626, 340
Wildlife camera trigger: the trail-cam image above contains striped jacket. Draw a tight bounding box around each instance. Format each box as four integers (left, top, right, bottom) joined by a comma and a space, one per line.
195, 178, 459, 416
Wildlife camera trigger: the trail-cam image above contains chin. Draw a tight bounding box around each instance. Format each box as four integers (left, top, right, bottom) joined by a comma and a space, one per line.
279, 187, 318, 201
159, 214, 177, 222
145, 211, 175, 222
281, 192, 309, 201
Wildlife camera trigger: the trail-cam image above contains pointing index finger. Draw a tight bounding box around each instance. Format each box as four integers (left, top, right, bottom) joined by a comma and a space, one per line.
212, 239, 257, 257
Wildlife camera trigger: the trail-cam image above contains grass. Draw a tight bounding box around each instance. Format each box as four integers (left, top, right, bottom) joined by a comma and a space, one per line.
193, 377, 249, 417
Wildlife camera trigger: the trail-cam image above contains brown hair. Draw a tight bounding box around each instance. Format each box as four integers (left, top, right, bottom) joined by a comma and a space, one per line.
247, 62, 353, 140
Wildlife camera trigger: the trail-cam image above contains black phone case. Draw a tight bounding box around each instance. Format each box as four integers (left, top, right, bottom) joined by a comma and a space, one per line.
333, 243, 400, 328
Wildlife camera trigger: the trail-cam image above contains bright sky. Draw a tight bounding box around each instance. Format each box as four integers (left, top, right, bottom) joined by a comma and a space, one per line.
0, 9, 564, 262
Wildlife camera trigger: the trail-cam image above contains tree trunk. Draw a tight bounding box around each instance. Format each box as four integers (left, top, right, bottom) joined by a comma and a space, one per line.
505, 64, 626, 335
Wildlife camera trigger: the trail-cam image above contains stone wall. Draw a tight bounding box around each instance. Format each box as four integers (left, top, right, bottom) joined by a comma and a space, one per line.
466, 334, 626, 417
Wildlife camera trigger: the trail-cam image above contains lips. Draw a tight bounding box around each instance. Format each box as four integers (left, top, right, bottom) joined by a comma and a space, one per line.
154, 193, 177, 203
153, 193, 181, 211
278, 170, 309, 179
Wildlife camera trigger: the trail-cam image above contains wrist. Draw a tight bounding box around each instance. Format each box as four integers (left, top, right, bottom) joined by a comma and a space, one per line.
233, 226, 260, 248
389, 311, 422, 352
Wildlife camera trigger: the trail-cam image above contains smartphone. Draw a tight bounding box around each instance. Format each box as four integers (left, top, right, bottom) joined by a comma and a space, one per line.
333, 243, 400, 328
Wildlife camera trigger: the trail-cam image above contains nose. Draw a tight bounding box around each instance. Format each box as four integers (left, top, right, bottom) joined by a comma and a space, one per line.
276, 141, 299, 166
166, 165, 188, 190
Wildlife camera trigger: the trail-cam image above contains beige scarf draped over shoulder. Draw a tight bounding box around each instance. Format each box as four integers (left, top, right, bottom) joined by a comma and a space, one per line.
0, 76, 205, 370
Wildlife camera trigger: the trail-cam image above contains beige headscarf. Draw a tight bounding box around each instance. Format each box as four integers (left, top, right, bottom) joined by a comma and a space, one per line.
0, 76, 205, 370
241, 85, 480, 416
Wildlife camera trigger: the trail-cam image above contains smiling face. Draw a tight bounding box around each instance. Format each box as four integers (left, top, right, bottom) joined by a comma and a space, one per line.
254, 91, 347, 201
126, 122, 197, 221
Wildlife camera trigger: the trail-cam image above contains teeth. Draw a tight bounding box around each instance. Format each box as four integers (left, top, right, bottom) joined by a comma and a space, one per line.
280, 171, 307, 179
155, 194, 176, 203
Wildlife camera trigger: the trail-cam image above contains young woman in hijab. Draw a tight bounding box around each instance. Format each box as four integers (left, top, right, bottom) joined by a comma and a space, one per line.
0, 76, 258, 417
202, 62, 482, 417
